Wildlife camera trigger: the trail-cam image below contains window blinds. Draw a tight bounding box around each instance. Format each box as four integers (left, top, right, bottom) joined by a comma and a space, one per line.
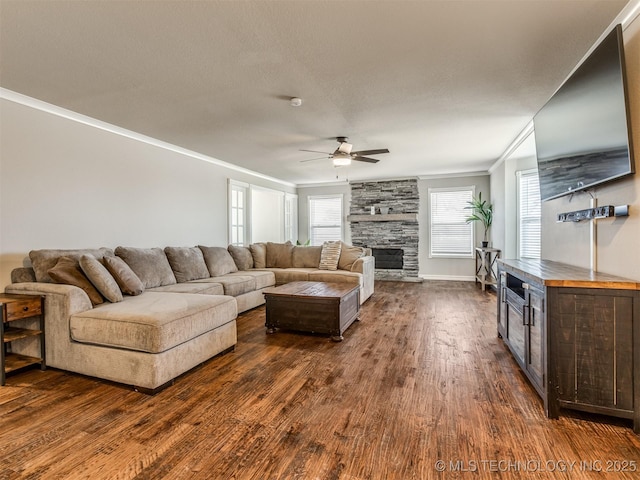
430, 188, 474, 257
309, 196, 343, 246
518, 170, 541, 259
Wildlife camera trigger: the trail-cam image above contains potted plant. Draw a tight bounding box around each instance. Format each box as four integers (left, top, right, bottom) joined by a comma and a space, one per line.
465, 192, 493, 247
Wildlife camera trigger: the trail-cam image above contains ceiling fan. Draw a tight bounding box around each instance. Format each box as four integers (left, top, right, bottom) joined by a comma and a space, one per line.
300, 137, 389, 167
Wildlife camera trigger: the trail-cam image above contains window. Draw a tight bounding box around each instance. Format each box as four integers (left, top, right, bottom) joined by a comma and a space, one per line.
284, 193, 298, 243
309, 195, 343, 246
517, 170, 541, 259
429, 187, 474, 258
229, 182, 248, 246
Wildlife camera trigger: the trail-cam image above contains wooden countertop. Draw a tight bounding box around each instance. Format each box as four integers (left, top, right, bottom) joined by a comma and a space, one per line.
498, 258, 640, 290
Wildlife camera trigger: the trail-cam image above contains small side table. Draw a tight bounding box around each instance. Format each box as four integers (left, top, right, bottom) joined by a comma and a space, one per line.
475, 247, 501, 291
1, 294, 46, 385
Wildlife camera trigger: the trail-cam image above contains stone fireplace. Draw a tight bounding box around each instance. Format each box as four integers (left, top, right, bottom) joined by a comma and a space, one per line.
348, 179, 420, 281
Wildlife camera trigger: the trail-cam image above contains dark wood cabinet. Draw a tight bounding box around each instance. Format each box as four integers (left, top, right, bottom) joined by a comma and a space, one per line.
498, 259, 640, 432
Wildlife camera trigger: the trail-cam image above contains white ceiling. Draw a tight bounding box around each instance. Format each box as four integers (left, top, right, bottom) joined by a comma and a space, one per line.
0, 0, 633, 185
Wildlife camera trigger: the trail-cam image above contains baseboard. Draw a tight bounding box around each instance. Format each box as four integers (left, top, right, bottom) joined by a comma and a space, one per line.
419, 274, 475, 282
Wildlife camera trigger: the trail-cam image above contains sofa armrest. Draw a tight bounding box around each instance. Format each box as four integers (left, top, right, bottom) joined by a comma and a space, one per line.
4, 282, 93, 365
351, 256, 375, 303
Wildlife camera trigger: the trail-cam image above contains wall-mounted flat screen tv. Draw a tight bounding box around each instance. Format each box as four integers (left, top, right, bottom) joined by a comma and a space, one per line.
534, 24, 635, 202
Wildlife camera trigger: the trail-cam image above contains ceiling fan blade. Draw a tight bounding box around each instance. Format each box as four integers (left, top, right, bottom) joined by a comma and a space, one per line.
300, 149, 332, 154
300, 156, 330, 163
352, 156, 380, 164
352, 148, 390, 156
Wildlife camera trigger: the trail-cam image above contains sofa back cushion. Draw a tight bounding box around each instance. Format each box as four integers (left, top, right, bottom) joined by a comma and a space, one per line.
266, 242, 294, 268
227, 245, 254, 271
250, 243, 267, 269
29, 248, 114, 283
48, 256, 104, 306
164, 246, 211, 283
103, 256, 145, 296
338, 242, 366, 271
291, 246, 322, 268
115, 247, 177, 289
198, 246, 238, 277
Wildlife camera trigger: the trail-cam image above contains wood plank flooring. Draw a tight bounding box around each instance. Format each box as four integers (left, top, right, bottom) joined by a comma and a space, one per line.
2, 280, 640, 479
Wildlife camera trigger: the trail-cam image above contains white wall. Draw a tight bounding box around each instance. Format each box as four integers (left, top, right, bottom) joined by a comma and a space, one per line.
0, 97, 294, 289
418, 175, 491, 280
541, 13, 640, 279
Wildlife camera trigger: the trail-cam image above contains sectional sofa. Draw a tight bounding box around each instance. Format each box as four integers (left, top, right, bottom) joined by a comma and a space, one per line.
5, 242, 374, 392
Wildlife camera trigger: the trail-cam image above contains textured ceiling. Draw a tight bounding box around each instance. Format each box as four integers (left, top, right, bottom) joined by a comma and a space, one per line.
0, 0, 632, 185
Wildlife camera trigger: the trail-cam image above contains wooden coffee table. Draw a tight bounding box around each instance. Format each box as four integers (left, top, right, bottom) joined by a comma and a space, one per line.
263, 281, 360, 341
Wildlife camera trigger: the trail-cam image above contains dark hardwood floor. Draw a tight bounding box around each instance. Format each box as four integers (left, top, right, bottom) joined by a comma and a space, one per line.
2, 281, 640, 479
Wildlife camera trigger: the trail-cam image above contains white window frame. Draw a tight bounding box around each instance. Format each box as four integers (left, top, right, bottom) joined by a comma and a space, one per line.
428, 186, 475, 258
228, 180, 249, 246
308, 195, 343, 246
284, 193, 298, 243
517, 169, 541, 259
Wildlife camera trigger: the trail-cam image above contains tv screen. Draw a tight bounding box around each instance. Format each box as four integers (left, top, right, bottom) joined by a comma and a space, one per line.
534, 24, 635, 202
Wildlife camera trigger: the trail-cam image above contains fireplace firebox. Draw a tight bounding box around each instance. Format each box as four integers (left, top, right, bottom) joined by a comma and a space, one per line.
371, 248, 403, 270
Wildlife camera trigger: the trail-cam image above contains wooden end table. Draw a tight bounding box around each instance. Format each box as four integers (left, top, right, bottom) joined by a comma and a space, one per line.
263, 281, 360, 341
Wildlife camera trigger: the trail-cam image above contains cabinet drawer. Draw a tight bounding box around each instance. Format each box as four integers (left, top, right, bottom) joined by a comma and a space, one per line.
505, 288, 526, 311
4, 298, 42, 322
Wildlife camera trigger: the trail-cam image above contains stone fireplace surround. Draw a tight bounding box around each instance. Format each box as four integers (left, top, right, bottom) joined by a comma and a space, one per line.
348, 179, 420, 281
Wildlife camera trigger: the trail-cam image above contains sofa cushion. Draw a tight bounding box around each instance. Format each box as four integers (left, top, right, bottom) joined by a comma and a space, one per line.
192, 275, 256, 296
103, 256, 145, 296
228, 245, 254, 271
164, 246, 210, 283
48, 257, 104, 306
261, 268, 316, 285
225, 270, 275, 290
338, 242, 366, 271
148, 282, 224, 295
198, 246, 238, 276
308, 270, 363, 287
250, 243, 267, 269
115, 247, 177, 289
70, 292, 237, 353
266, 242, 294, 268
291, 246, 322, 268
319, 241, 342, 271
30, 248, 114, 283
79, 254, 123, 303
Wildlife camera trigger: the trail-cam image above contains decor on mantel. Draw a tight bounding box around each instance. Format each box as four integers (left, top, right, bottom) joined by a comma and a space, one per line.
349, 179, 420, 281
465, 192, 493, 247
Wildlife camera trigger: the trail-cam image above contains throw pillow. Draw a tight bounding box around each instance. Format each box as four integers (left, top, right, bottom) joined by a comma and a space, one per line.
319, 241, 342, 271
198, 246, 239, 277
165, 246, 211, 283
291, 246, 322, 268
227, 245, 254, 271
48, 256, 104, 306
114, 247, 177, 289
103, 256, 145, 296
29, 248, 115, 283
79, 254, 123, 303
338, 242, 365, 271
266, 242, 294, 268
250, 243, 267, 269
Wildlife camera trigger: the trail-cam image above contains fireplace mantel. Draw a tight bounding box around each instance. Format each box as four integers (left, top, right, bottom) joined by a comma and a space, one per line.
347, 213, 418, 223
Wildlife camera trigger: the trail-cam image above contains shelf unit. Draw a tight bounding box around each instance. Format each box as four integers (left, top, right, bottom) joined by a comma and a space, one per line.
1, 294, 46, 385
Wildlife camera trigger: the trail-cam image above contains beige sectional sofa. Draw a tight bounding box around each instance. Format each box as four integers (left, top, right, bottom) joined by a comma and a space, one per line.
6, 242, 374, 392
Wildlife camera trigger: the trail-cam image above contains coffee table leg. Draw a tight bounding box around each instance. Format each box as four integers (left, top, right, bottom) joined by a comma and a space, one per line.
331, 334, 344, 342
266, 326, 276, 334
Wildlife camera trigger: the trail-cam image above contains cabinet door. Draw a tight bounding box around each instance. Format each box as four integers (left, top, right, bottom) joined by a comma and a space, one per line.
504, 290, 526, 368
526, 287, 545, 392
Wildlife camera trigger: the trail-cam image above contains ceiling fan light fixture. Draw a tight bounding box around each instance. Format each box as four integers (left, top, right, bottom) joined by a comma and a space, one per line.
333, 156, 351, 167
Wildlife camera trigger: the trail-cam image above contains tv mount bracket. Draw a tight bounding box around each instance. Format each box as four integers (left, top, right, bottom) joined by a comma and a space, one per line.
557, 205, 629, 223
